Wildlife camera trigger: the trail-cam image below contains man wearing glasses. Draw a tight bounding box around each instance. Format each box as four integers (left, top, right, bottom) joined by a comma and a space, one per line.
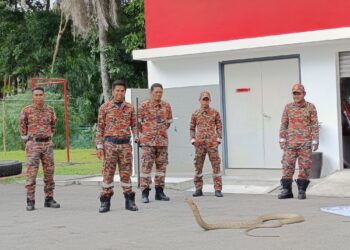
138, 83, 173, 203
190, 91, 223, 197
278, 83, 319, 200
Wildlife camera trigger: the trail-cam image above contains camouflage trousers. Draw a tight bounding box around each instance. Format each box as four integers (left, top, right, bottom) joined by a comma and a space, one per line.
282, 142, 312, 180
194, 143, 222, 191
101, 142, 133, 197
25, 141, 55, 201
140, 146, 168, 192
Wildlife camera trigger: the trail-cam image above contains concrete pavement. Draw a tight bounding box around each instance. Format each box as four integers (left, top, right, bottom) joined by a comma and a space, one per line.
35, 169, 350, 198
1, 184, 350, 250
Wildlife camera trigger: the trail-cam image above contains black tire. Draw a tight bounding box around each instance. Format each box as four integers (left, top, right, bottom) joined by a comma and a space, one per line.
0, 161, 23, 177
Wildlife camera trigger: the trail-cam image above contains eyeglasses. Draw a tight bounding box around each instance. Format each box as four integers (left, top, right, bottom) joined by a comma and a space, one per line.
292, 92, 303, 96
202, 97, 209, 101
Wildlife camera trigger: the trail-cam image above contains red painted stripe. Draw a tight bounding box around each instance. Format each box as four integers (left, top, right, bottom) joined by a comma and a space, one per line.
145, 0, 350, 48
236, 88, 251, 93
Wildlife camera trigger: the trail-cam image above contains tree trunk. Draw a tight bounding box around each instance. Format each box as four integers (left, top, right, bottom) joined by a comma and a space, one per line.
45, 0, 50, 10
13, 77, 17, 94
20, 0, 27, 10
3, 74, 7, 97
98, 20, 110, 102
8, 75, 12, 96
51, 12, 69, 74
5, 75, 11, 96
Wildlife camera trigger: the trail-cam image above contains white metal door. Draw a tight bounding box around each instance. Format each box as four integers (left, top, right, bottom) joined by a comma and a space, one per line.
261, 59, 300, 168
224, 58, 299, 168
224, 62, 265, 168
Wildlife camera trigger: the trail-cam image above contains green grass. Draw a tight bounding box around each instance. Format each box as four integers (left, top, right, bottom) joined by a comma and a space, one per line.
0, 149, 102, 184
0, 175, 25, 184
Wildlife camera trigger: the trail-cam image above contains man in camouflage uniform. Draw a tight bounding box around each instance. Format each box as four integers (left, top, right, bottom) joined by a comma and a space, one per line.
278, 83, 319, 200
19, 86, 60, 211
190, 91, 223, 197
138, 83, 173, 203
96, 80, 138, 213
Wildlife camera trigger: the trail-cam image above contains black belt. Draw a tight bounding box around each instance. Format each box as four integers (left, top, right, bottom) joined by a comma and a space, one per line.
31, 137, 51, 142
104, 137, 130, 144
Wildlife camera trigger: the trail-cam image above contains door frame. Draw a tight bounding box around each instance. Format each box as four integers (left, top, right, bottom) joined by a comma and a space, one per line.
337, 51, 348, 171
219, 54, 301, 169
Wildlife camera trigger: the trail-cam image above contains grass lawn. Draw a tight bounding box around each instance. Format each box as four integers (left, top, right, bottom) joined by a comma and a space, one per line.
0, 149, 102, 184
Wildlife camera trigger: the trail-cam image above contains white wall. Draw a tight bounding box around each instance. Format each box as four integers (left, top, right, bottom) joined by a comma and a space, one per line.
300, 47, 341, 176
147, 58, 219, 87
146, 39, 350, 177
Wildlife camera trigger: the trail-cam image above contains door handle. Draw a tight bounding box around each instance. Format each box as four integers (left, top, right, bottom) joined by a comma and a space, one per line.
263, 114, 271, 118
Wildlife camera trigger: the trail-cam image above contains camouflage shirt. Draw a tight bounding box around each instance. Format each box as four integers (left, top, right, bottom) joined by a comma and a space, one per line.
190, 107, 222, 145
96, 100, 137, 148
19, 104, 57, 139
138, 99, 173, 146
279, 101, 319, 144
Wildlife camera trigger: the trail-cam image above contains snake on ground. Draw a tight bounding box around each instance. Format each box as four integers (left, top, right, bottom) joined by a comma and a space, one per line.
186, 198, 304, 237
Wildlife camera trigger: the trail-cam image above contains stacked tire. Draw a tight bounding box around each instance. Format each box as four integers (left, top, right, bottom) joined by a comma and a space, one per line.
0, 161, 22, 177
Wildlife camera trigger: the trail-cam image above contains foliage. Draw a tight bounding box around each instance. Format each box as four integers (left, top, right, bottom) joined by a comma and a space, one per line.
0, 9, 62, 95
0, 0, 147, 133
121, 0, 145, 53
106, 0, 147, 88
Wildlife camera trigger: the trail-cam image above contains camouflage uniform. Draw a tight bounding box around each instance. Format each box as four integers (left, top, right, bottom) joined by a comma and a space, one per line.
96, 100, 137, 197
190, 107, 223, 191
280, 101, 319, 180
19, 104, 57, 201
138, 99, 173, 192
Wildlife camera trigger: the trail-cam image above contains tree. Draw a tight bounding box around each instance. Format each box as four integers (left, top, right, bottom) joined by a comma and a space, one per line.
59, 0, 119, 102
1, 0, 49, 11
0, 0, 146, 121
21, 0, 44, 11
50, 12, 69, 74
106, 0, 146, 88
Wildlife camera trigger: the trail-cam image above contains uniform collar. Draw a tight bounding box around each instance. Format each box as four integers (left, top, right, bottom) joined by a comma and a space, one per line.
32, 103, 46, 110
150, 99, 163, 108
200, 107, 210, 114
112, 100, 125, 109
293, 100, 306, 108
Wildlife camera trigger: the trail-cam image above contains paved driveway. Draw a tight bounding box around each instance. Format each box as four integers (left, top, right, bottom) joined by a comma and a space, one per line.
1, 184, 349, 250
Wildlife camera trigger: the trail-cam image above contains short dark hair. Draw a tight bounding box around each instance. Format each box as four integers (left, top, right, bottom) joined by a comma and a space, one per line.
112, 80, 127, 90
32, 86, 45, 93
150, 83, 163, 91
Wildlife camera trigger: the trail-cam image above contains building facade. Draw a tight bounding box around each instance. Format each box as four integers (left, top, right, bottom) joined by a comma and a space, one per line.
133, 0, 350, 176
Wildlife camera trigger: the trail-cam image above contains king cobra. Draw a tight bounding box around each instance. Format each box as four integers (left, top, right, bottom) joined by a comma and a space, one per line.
186, 198, 304, 237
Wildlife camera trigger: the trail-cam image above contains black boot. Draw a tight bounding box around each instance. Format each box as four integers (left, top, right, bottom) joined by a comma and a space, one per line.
192, 189, 203, 197
155, 186, 170, 201
278, 179, 294, 199
44, 197, 60, 208
296, 179, 310, 200
214, 190, 223, 197
26, 199, 35, 211
142, 188, 150, 203
124, 192, 138, 211
99, 195, 111, 213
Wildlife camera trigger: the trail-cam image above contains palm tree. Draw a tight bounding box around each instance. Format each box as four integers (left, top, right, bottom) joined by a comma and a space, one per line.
59, 0, 119, 102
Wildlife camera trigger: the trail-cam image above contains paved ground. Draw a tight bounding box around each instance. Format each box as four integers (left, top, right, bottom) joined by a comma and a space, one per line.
1, 184, 350, 250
